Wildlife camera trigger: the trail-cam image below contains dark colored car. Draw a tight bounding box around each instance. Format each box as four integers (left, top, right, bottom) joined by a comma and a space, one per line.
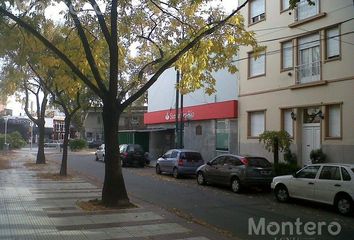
88, 140, 103, 149
120, 144, 146, 167
196, 154, 274, 193
156, 149, 204, 178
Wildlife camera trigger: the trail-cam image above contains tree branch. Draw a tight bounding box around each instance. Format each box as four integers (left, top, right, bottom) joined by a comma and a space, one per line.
0, 6, 103, 98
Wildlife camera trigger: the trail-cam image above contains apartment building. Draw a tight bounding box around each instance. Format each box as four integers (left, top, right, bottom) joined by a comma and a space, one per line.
238, 0, 354, 165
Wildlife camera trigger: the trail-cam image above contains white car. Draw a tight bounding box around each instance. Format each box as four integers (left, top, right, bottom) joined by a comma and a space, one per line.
271, 163, 354, 215
95, 144, 105, 161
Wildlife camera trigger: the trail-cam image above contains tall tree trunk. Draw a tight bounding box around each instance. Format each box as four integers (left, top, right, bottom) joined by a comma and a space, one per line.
60, 117, 71, 176
101, 101, 130, 207
36, 119, 46, 164
273, 137, 279, 167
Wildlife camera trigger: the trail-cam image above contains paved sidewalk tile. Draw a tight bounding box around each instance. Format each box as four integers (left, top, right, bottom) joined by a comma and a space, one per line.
0, 154, 232, 240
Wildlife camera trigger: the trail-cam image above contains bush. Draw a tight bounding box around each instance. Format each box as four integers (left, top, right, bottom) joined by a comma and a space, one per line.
8, 131, 27, 149
283, 149, 297, 165
310, 148, 326, 164
0, 135, 4, 150
274, 163, 300, 176
69, 139, 87, 151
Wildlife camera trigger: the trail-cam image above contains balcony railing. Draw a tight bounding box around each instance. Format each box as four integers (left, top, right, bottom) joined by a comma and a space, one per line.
295, 0, 319, 21
295, 61, 321, 84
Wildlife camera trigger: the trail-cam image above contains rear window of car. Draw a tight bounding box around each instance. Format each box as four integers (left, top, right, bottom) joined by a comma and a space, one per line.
180, 152, 202, 160
247, 157, 271, 168
127, 145, 144, 153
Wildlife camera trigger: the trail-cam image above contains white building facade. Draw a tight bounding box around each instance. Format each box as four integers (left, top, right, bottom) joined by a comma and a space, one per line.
144, 68, 239, 161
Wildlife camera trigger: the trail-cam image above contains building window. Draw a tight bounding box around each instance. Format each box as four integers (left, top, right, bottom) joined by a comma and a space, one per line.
216, 120, 229, 151
196, 125, 202, 136
281, 0, 290, 11
248, 52, 266, 78
281, 41, 293, 70
250, 0, 265, 24
296, 33, 320, 84
295, 0, 319, 21
325, 26, 340, 60
326, 104, 341, 138
282, 109, 294, 137
248, 111, 265, 138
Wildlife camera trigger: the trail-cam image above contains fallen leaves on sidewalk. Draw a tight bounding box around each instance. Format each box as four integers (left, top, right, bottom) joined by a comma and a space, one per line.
0, 155, 11, 170
36, 172, 75, 180
77, 198, 138, 211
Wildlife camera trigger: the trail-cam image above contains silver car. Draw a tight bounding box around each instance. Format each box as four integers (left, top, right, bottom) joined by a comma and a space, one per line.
155, 149, 204, 178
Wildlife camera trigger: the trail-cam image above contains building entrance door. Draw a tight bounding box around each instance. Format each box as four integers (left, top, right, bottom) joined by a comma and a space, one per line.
302, 123, 320, 166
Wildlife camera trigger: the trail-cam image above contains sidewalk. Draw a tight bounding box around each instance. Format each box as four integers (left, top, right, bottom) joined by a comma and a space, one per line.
0, 152, 235, 240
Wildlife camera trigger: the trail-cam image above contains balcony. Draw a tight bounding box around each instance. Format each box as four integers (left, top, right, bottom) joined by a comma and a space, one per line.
295, 61, 321, 85
295, 0, 319, 21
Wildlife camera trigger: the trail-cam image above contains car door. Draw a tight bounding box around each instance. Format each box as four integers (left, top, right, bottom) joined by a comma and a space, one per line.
289, 165, 321, 200
204, 156, 225, 184
218, 156, 243, 185
166, 150, 179, 173
158, 150, 172, 172
314, 166, 343, 204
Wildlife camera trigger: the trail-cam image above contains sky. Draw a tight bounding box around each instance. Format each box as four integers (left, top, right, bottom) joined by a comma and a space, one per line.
6, 0, 238, 116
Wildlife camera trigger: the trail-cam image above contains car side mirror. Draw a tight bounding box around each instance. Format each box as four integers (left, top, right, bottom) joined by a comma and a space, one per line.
292, 173, 297, 178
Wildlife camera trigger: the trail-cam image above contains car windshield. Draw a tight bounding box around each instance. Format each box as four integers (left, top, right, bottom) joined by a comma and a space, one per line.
128, 145, 144, 153
247, 157, 271, 168
180, 152, 202, 160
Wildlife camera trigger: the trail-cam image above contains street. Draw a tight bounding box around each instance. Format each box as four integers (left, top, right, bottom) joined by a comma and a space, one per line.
49, 151, 354, 240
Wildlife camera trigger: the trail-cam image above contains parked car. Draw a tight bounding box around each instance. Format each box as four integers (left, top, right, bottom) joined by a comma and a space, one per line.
196, 154, 274, 193
120, 144, 146, 167
155, 149, 204, 178
44, 140, 63, 148
95, 143, 147, 167
88, 140, 103, 149
95, 144, 105, 161
271, 163, 354, 215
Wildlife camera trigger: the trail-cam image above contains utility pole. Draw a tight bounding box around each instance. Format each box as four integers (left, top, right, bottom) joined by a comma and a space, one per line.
179, 88, 184, 149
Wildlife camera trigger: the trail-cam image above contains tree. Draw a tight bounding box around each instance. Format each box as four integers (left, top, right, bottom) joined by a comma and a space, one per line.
0, 0, 259, 207
259, 130, 293, 167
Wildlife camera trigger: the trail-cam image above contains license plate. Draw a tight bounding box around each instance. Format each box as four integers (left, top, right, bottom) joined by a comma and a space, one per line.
261, 171, 271, 175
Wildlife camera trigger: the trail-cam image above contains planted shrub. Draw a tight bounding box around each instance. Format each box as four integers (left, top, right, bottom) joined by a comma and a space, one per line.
8, 131, 27, 149
283, 149, 297, 165
69, 139, 87, 151
275, 162, 300, 176
310, 149, 326, 164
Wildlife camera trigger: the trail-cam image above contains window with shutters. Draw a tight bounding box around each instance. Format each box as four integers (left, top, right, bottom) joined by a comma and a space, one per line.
325, 104, 342, 139
325, 26, 340, 60
281, 41, 293, 70
295, 0, 319, 21
248, 111, 265, 138
249, 0, 265, 24
282, 109, 294, 138
248, 51, 266, 78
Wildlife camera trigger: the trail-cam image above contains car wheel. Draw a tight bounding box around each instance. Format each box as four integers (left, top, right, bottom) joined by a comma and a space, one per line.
197, 172, 206, 185
95, 155, 99, 161
275, 185, 290, 203
173, 168, 179, 179
121, 159, 126, 167
231, 178, 241, 193
156, 164, 161, 174
335, 195, 353, 216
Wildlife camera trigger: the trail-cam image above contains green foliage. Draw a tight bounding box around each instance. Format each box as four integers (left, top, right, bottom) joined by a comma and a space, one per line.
0, 132, 26, 150
310, 148, 326, 164
283, 149, 297, 165
274, 163, 301, 176
0, 135, 4, 150
259, 130, 292, 153
69, 139, 87, 151
8, 131, 26, 149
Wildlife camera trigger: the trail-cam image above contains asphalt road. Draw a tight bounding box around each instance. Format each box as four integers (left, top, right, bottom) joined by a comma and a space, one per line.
48, 151, 354, 240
